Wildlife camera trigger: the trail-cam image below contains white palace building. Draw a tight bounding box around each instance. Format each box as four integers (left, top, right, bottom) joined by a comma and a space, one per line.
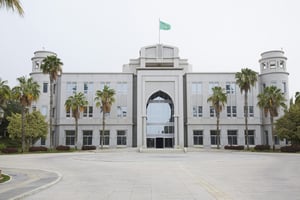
30, 44, 289, 149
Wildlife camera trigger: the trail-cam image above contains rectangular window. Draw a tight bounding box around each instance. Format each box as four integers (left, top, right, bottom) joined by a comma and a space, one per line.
83, 106, 88, 117
209, 82, 219, 94
100, 130, 110, 145
117, 106, 127, 117
65, 130, 75, 145
192, 82, 202, 94
271, 81, 277, 87
41, 106, 47, 116
117, 130, 127, 145
274, 135, 280, 145
43, 82, 48, 93
245, 130, 255, 145
83, 130, 93, 146
232, 106, 237, 117
227, 130, 238, 145
66, 108, 71, 118
193, 106, 202, 117
67, 82, 77, 94
282, 82, 287, 94
117, 82, 128, 94
32, 105, 37, 111
227, 106, 236, 117
84, 82, 94, 95
210, 130, 219, 145
279, 60, 285, 68
40, 137, 46, 145
193, 130, 203, 145
88, 106, 93, 117
227, 106, 231, 117
269, 60, 276, 68
226, 82, 236, 94
249, 106, 254, 117
210, 106, 215, 117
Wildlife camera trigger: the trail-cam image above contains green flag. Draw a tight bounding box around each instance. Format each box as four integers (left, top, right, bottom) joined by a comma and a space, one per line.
160, 20, 171, 30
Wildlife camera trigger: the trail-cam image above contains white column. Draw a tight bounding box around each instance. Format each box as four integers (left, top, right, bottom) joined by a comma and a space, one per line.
142, 115, 147, 147
174, 115, 179, 148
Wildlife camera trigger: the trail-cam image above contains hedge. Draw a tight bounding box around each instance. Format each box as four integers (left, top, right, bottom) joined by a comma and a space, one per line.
29, 146, 48, 152
280, 145, 300, 153
1, 147, 18, 154
56, 145, 70, 151
254, 145, 270, 151
82, 145, 96, 150
224, 145, 245, 150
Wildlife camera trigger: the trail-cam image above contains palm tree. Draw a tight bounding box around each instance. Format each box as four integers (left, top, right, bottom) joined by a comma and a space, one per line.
0, 0, 24, 16
235, 68, 258, 150
64, 92, 88, 149
207, 86, 227, 149
0, 78, 11, 109
12, 76, 40, 152
257, 86, 286, 151
94, 85, 115, 149
41, 55, 63, 148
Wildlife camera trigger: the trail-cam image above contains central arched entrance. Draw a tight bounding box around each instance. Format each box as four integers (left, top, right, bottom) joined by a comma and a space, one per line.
146, 91, 174, 148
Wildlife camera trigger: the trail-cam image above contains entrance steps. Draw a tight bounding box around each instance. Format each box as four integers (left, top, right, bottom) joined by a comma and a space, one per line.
139, 147, 187, 153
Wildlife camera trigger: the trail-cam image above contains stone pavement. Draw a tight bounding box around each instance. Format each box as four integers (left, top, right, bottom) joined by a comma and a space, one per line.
0, 168, 61, 200
0, 150, 300, 200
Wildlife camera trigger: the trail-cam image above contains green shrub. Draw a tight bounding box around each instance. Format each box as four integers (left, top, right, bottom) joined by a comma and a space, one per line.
0, 143, 6, 150
82, 145, 96, 150
254, 145, 270, 151
280, 145, 300, 153
56, 145, 70, 151
224, 145, 245, 150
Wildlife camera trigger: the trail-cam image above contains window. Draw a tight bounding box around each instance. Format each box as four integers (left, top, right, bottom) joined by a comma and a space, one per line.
249, 106, 254, 117
193, 106, 202, 117
32, 105, 37, 111
117, 106, 127, 117
193, 130, 203, 145
52, 108, 55, 118
84, 82, 93, 95
66, 107, 71, 117
282, 82, 287, 94
209, 82, 219, 94
263, 83, 266, 89
279, 60, 285, 68
271, 81, 277, 87
274, 135, 280, 145
83, 106, 93, 117
43, 82, 48, 93
100, 130, 110, 145
269, 60, 276, 68
41, 106, 47, 116
210, 130, 219, 145
210, 106, 215, 117
192, 82, 202, 94
227, 106, 236, 117
40, 137, 46, 146
227, 106, 231, 117
226, 82, 236, 94
100, 82, 110, 90
262, 62, 267, 69
35, 62, 39, 69
83, 130, 93, 146
67, 82, 77, 94
89, 106, 93, 117
245, 130, 255, 145
227, 130, 238, 145
117, 82, 128, 94
117, 130, 127, 145
65, 130, 75, 145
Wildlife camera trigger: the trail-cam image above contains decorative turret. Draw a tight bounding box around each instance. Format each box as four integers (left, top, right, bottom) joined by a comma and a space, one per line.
31, 50, 57, 73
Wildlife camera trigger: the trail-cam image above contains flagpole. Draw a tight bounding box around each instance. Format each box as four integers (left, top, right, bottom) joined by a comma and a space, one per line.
158, 18, 160, 44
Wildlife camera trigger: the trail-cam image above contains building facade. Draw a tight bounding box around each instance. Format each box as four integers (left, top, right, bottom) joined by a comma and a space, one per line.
30, 44, 289, 149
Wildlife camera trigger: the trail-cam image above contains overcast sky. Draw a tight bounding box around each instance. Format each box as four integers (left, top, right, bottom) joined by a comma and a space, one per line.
1, 0, 299, 96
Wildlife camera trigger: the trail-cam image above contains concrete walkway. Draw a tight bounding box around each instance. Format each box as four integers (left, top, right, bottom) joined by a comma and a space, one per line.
0, 151, 299, 200
0, 168, 61, 200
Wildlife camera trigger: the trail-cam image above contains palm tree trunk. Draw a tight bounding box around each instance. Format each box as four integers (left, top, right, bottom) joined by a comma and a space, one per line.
101, 111, 105, 149
75, 117, 78, 150
244, 92, 249, 150
216, 112, 220, 149
21, 107, 25, 153
49, 79, 53, 149
270, 116, 275, 151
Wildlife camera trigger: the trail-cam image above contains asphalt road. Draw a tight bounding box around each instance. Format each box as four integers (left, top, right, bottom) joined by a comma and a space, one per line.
0, 150, 299, 200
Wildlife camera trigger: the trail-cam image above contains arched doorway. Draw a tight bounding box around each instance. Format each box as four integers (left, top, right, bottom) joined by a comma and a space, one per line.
146, 91, 174, 148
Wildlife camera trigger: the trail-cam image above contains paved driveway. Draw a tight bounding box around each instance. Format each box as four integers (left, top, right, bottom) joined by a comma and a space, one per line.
0, 150, 299, 200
